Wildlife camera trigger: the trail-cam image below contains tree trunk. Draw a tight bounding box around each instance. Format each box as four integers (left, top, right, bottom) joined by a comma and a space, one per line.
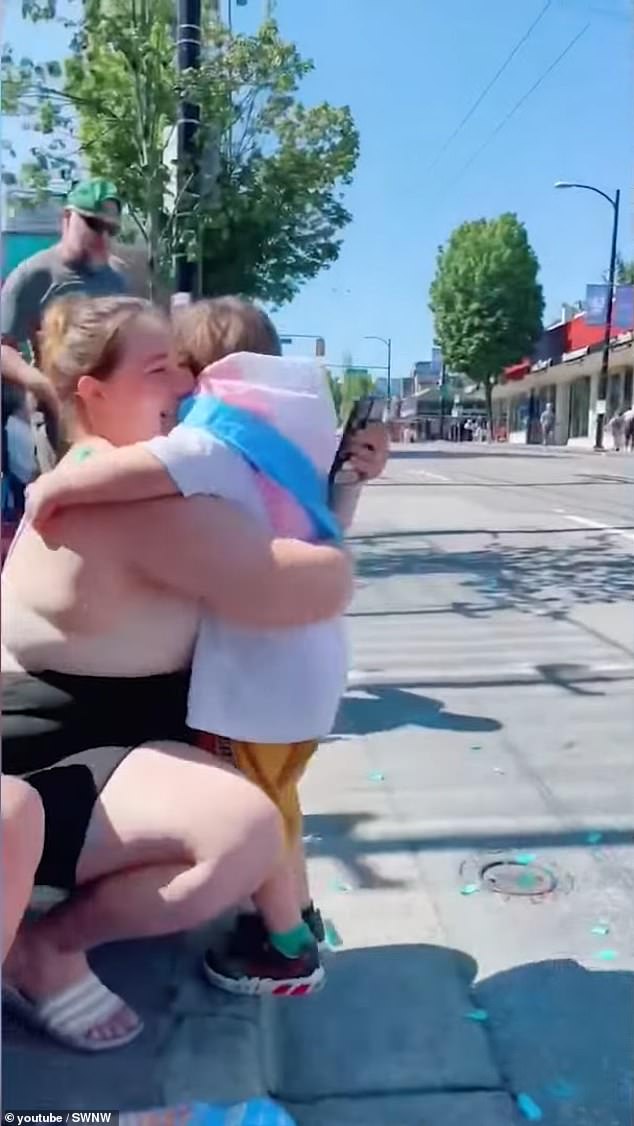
485, 377, 494, 441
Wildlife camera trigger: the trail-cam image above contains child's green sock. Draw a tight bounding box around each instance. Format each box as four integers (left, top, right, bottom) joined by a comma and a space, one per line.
270, 921, 313, 959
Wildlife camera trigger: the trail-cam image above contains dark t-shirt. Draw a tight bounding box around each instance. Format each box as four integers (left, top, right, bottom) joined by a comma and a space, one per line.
0, 245, 128, 353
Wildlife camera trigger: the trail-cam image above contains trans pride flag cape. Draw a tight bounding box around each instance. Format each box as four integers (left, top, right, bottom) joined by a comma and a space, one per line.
178, 352, 341, 542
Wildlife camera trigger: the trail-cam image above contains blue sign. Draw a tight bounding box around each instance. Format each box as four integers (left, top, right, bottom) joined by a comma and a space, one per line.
613, 286, 634, 330
585, 284, 611, 326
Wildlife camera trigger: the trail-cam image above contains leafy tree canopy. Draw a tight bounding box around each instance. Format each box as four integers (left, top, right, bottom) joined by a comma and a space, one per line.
429, 213, 544, 422
2, 0, 359, 304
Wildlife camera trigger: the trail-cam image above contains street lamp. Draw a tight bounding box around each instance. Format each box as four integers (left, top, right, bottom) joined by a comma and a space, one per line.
279, 333, 326, 357
554, 180, 621, 450
363, 335, 392, 406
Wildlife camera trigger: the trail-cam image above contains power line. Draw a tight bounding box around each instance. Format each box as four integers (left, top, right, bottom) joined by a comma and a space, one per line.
426, 0, 553, 176
440, 22, 590, 197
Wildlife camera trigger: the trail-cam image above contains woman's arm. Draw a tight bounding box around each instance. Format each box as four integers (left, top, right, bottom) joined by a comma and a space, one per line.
25, 445, 177, 528
88, 495, 353, 628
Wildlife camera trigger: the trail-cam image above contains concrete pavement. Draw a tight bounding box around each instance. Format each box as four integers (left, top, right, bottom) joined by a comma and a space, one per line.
4, 443, 633, 1125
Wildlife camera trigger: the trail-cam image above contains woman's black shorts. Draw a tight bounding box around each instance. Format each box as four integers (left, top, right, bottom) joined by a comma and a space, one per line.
3, 669, 190, 890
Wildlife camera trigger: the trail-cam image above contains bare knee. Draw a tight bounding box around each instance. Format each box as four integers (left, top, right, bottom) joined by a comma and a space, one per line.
2, 777, 45, 866
2, 778, 45, 959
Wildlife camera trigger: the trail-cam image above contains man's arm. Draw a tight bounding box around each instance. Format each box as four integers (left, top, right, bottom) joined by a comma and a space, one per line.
1, 260, 61, 439
97, 495, 353, 628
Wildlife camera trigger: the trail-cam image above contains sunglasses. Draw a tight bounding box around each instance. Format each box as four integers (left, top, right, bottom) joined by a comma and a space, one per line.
82, 214, 119, 236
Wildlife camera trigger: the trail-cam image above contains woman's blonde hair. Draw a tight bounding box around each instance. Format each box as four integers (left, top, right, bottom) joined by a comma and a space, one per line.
173, 296, 281, 377
39, 295, 165, 433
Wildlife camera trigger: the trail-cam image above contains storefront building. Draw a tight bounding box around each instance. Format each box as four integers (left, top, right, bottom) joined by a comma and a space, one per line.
492, 307, 634, 447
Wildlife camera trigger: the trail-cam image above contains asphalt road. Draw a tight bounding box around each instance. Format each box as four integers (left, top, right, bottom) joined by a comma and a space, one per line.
294, 441, 634, 1124
6, 442, 633, 1125
347, 441, 634, 685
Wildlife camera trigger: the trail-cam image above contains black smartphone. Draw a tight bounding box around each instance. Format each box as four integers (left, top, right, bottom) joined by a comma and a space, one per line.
329, 395, 385, 485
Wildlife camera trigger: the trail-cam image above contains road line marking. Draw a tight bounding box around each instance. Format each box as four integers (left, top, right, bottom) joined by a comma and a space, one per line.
410, 470, 452, 482
560, 513, 634, 543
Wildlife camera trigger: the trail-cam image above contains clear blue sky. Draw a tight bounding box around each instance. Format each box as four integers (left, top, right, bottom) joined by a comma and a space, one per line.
4, 0, 632, 384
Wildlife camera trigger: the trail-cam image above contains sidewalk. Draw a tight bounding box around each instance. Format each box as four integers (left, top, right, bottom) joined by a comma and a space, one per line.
5, 716, 633, 1124
5, 462, 633, 1124
3, 843, 517, 1126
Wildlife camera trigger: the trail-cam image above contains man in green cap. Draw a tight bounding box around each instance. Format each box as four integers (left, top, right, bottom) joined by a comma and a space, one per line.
1, 178, 128, 442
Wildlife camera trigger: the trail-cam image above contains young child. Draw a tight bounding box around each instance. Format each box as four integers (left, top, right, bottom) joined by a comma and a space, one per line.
26, 299, 387, 996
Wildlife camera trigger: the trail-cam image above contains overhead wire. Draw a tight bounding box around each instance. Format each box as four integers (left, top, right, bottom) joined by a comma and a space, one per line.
436, 21, 590, 202
425, 0, 553, 176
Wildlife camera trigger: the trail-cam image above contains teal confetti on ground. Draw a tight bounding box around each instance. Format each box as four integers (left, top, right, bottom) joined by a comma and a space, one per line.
332, 879, 352, 893
514, 852, 537, 865
516, 873, 538, 890
465, 1008, 489, 1022
548, 1079, 578, 1099
368, 770, 385, 782
595, 948, 618, 961
516, 1093, 543, 1121
586, 830, 603, 845
470, 745, 482, 752
324, 921, 344, 949
591, 923, 610, 936
460, 883, 480, 896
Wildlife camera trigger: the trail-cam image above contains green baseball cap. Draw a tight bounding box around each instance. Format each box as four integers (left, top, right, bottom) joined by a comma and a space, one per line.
66, 178, 122, 231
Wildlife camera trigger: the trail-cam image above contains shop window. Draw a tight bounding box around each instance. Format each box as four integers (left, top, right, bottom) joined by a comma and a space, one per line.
623, 367, 633, 409
569, 377, 590, 438
607, 372, 621, 416
509, 395, 528, 432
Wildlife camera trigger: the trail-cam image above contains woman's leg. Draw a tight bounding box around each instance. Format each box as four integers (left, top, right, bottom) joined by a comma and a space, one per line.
2, 777, 45, 960
7, 742, 284, 1040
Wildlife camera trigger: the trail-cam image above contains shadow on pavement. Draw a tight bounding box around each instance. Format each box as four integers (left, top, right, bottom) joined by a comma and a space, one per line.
3, 937, 633, 1126
350, 526, 634, 540
477, 956, 634, 1126
331, 685, 502, 737
352, 533, 634, 607
303, 812, 634, 858
272, 944, 634, 1126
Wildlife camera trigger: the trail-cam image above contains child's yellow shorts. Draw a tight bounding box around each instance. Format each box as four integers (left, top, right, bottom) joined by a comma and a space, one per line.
195, 731, 318, 843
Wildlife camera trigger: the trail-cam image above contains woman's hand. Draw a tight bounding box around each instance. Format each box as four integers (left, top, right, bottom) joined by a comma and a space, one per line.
343, 421, 389, 481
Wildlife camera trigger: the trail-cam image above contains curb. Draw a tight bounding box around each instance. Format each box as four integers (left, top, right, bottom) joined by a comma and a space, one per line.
347, 662, 634, 690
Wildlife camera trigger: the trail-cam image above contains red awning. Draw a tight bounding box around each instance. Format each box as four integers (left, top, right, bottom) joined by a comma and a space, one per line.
504, 361, 531, 381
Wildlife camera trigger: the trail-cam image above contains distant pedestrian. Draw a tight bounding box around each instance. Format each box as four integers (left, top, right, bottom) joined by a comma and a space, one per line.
623, 407, 634, 452
608, 410, 626, 452
1, 177, 126, 454
540, 402, 555, 446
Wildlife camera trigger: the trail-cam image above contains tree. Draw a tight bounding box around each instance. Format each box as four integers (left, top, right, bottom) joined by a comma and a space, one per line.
340, 357, 375, 423
1, 1, 359, 303
616, 255, 634, 285
429, 213, 544, 432
326, 370, 343, 423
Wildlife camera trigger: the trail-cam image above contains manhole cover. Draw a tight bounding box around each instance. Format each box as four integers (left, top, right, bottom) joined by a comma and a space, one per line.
480, 860, 557, 897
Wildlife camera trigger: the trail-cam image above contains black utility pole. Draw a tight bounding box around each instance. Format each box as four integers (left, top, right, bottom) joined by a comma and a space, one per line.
438, 362, 446, 440
174, 0, 202, 300
554, 181, 621, 451
595, 188, 621, 450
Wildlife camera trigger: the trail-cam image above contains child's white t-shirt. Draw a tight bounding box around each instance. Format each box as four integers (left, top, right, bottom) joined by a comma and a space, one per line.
145, 361, 347, 744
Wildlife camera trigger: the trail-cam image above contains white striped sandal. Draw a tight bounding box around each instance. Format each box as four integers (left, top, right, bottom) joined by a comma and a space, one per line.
3, 971, 143, 1052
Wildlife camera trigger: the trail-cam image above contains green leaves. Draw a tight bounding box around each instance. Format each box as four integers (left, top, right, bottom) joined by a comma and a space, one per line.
5, 3, 358, 303
616, 255, 634, 285
430, 213, 544, 421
